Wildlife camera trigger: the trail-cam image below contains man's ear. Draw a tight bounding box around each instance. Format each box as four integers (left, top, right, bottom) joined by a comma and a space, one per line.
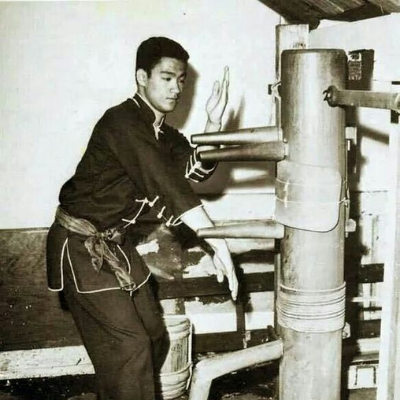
136, 69, 148, 87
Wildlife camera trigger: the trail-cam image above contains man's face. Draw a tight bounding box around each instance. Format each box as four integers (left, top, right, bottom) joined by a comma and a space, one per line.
141, 57, 187, 114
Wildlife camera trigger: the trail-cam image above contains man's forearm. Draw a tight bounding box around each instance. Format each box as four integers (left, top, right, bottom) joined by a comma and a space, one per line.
179, 204, 214, 231
180, 205, 228, 253
196, 120, 222, 154
180, 204, 238, 301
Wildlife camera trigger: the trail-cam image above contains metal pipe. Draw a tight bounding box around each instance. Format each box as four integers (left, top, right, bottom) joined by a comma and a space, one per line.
324, 85, 400, 112
191, 126, 281, 145
278, 49, 347, 400
188, 339, 283, 400
197, 220, 284, 239
198, 141, 285, 162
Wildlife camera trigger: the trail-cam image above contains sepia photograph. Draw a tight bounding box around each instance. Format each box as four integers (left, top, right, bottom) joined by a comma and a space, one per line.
0, 1, 400, 399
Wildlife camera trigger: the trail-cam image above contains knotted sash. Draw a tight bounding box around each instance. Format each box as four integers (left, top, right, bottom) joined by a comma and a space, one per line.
55, 206, 136, 291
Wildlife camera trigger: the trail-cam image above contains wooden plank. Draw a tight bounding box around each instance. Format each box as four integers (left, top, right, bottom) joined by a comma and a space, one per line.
377, 83, 400, 400
155, 271, 275, 299
258, 0, 395, 25
326, 3, 390, 21
368, 0, 400, 12
275, 24, 309, 79
333, 0, 365, 9
0, 330, 273, 380
358, 319, 381, 338
194, 329, 272, 353
0, 346, 94, 380
258, 0, 321, 29
346, 263, 384, 284
301, 0, 345, 14
0, 287, 81, 351
275, 24, 309, 129
0, 229, 82, 351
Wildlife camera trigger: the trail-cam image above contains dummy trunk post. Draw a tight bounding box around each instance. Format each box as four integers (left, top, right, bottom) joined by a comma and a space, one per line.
278, 49, 347, 400
188, 47, 347, 400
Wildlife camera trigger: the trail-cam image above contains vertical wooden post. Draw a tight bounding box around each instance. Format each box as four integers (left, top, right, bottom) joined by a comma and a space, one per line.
275, 24, 309, 130
274, 24, 309, 332
377, 83, 400, 400
278, 49, 347, 400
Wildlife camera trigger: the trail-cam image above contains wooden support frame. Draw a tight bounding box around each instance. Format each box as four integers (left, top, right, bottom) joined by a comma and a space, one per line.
275, 24, 309, 130
377, 83, 400, 400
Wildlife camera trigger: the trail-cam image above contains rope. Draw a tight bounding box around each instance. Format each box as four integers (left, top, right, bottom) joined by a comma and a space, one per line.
277, 282, 346, 333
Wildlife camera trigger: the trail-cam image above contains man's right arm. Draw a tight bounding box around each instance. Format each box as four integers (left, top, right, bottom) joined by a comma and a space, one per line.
180, 205, 238, 301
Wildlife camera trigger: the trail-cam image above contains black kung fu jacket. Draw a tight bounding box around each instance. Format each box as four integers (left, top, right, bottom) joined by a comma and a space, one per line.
46, 94, 216, 293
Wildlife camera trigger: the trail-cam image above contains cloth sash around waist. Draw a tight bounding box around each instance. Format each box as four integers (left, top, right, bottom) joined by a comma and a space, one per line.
55, 206, 136, 291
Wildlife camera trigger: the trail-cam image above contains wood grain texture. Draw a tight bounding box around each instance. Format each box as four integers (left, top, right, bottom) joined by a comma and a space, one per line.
368, 0, 400, 12
0, 229, 80, 351
258, 0, 398, 26
258, 0, 321, 28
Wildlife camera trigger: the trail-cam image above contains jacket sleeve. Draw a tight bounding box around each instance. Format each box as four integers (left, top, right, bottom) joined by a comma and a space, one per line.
165, 126, 218, 183
103, 115, 203, 226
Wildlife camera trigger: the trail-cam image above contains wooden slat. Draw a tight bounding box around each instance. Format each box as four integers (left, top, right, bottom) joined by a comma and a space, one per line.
301, 0, 345, 14
0, 346, 94, 380
194, 329, 272, 353
333, 0, 366, 9
368, 0, 400, 12
259, 0, 396, 24
346, 263, 384, 284
0, 229, 82, 351
156, 272, 274, 299
275, 24, 309, 129
260, 0, 400, 25
325, 3, 390, 21
258, 0, 322, 29
357, 319, 381, 338
0, 287, 82, 351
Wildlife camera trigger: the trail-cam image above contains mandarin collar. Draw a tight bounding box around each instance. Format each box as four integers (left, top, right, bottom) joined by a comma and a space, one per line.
132, 93, 165, 129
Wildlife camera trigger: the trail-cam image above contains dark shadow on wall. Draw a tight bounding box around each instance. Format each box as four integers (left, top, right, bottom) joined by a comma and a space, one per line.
191, 96, 276, 196
225, 97, 245, 131
194, 161, 276, 196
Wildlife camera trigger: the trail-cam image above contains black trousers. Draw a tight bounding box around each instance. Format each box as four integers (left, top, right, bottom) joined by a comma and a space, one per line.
63, 270, 169, 400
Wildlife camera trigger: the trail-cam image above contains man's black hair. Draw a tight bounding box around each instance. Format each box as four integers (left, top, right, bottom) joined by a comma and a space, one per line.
136, 37, 189, 75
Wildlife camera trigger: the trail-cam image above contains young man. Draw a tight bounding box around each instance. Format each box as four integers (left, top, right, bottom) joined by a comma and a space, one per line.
46, 36, 238, 400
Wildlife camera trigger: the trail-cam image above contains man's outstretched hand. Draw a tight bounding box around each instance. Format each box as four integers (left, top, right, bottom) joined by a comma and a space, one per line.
207, 238, 238, 301
205, 66, 230, 128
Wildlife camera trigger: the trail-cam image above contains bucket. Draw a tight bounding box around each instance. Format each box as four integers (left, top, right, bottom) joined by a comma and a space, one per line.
157, 315, 192, 400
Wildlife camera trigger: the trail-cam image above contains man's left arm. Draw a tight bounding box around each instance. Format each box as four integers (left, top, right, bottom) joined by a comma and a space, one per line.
184, 67, 230, 182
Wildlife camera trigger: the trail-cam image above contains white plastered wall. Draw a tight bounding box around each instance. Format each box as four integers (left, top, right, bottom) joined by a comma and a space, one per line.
311, 14, 400, 265
309, 17, 400, 389
0, 0, 280, 229
0, 1, 280, 338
